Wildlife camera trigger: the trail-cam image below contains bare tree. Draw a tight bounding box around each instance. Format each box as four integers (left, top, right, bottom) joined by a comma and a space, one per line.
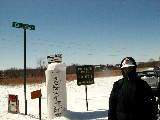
149, 58, 155, 62
37, 57, 46, 69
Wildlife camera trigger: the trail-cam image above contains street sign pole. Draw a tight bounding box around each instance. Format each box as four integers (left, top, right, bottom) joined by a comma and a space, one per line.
24, 29, 27, 115
12, 22, 35, 115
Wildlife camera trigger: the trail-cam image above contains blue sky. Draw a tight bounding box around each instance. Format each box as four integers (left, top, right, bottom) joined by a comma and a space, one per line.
0, 0, 160, 70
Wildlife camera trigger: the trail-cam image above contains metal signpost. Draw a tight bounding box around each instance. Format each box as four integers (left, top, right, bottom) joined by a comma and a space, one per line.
31, 90, 42, 120
76, 65, 94, 111
12, 22, 35, 115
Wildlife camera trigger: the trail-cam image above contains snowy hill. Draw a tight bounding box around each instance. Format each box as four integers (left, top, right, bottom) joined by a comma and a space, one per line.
0, 76, 134, 120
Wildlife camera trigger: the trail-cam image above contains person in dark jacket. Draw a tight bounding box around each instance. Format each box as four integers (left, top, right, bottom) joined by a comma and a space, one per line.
158, 81, 160, 112
108, 57, 155, 120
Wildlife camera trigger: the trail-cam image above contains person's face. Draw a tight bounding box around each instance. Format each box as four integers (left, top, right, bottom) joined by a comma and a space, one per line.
123, 66, 136, 74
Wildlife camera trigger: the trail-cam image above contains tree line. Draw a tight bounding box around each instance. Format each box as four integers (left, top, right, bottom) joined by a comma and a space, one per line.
0, 60, 160, 80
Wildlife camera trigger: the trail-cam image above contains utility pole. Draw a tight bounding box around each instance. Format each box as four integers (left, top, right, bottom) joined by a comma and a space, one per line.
12, 22, 35, 115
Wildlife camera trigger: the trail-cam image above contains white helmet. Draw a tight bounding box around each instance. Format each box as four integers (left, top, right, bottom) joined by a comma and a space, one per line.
121, 57, 137, 68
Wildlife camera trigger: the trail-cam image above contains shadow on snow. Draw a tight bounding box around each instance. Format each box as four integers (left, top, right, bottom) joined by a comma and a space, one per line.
64, 109, 108, 120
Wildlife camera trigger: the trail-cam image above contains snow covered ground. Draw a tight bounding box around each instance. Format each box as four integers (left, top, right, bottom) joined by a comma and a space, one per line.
1, 75, 159, 120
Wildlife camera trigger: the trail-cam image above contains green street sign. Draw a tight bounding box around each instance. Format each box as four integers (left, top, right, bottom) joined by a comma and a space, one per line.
12, 22, 35, 30
12, 22, 23, 28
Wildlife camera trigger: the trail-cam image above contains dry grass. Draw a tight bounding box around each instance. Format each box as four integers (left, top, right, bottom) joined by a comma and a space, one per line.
0, 77, 45, 86
0, 68, 149, 86
0, 70, 122, 86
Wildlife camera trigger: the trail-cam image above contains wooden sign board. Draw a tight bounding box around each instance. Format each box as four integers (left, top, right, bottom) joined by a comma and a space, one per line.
31, 90, 42, 99
76, 65, 94, 86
